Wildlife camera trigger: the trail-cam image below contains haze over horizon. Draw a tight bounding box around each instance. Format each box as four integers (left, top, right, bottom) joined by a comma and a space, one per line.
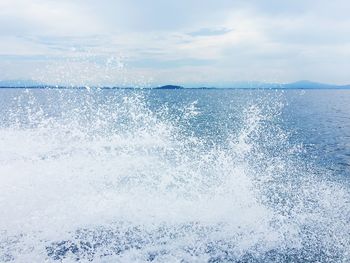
1, 0, 350, 87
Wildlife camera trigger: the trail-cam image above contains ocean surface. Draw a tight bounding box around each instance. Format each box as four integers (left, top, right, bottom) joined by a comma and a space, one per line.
0, 88, 349, 262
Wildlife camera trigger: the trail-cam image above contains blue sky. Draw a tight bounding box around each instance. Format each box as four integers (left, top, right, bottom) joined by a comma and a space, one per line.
1, 0, 350, 86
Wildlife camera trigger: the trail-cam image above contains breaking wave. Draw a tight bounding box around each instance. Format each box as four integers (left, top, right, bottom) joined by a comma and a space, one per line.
0, 89, 349, 262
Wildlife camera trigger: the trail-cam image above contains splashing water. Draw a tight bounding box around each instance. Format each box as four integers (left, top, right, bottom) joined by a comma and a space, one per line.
0, 89, 349, 262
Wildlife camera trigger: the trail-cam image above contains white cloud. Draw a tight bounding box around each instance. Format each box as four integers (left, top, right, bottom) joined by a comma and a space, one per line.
0, 0, 350, 85
0, 0, 103, 36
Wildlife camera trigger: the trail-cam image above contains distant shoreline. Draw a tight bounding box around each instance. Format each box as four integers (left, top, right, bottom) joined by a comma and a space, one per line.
1, 80, 350, 90
1, 81, 350, 90
1, 86, 350, 90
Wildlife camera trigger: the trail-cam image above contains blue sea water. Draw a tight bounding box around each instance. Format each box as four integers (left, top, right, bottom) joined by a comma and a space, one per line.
0, 88, 349, 262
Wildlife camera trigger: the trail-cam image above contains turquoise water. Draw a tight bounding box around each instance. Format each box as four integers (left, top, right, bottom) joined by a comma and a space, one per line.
0, 88, 349, 262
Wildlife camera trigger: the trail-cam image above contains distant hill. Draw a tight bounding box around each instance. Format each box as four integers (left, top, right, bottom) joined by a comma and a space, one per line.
282, 80, 350, 89
190, 81, 350, 89
154, 85, 184, 89
0, 80, 349, 89
0, 79, 46, 87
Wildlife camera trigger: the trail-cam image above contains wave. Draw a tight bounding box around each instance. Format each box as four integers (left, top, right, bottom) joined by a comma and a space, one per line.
0, 89, 349, 262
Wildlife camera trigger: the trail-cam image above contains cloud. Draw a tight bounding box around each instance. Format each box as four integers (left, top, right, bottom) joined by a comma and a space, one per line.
0, 0, 102, 36
129, 58, 215, 69
188, 28, 233, 37
0, 0, 350, 85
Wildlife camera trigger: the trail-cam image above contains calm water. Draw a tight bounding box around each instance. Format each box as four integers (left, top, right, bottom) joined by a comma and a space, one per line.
0, 88, 349, 262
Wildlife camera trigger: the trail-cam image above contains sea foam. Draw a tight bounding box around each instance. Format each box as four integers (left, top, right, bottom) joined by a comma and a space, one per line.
0, 89, 349, 262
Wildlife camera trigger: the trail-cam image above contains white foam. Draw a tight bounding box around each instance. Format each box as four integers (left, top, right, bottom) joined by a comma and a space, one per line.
0, 90, 349, 262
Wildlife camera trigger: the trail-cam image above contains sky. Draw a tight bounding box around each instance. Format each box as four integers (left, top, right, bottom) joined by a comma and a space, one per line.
0, 0, 350, 87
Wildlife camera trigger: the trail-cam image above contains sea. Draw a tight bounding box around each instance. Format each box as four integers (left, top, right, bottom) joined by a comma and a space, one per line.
0, 88, 349, 262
